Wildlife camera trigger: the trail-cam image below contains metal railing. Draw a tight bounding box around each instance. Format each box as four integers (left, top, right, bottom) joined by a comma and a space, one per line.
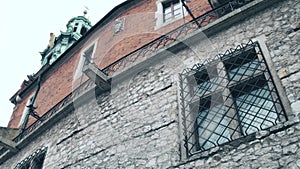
179, 41, 288, 158
0, 0, 254, 157
102, 0, 253, 75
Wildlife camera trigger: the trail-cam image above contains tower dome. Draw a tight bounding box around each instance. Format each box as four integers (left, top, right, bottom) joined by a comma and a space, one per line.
66, 12, 92, 38
40, 12, 92, 66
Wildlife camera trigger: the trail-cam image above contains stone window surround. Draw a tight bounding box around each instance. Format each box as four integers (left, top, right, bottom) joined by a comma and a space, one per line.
74, 40, 98, 81
252, 35, 292, 116
155, 0, 187, 30
82, 42, 97, 63
189, 44, 283, 151
178, 35, 293, 160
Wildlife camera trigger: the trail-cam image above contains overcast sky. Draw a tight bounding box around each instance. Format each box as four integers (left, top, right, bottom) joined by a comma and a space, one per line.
0, 0, 125, 127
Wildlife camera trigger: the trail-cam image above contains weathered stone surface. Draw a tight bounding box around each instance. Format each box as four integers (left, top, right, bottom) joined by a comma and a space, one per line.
282, 144, 298, 155
0, 0, 299, 168
291, 101, 300, 113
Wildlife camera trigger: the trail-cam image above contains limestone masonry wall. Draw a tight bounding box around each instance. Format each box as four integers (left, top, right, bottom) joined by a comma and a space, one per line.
1, 0, 299, 168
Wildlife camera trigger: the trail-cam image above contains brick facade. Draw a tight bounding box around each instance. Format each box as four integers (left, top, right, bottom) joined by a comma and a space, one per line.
2, 0, 300, 168
8, 0, 211, 129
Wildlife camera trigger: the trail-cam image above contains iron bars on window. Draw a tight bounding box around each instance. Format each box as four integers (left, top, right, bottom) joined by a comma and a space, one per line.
0, 0, 255, 158
14, 147, 47, 169
179, 41, 288, 158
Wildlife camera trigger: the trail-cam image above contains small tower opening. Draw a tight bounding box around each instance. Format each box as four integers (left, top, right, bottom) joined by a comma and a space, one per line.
73, 23, 79, 32
80, 26, 87, 35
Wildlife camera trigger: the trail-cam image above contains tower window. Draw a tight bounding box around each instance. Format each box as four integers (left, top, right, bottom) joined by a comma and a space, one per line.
73, 23, 79, 32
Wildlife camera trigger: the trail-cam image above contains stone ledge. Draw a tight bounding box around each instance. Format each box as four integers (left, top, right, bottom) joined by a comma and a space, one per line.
172, 120, 299, 168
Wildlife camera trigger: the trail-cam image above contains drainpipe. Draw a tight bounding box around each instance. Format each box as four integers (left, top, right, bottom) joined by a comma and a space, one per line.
21, 76, 42, 130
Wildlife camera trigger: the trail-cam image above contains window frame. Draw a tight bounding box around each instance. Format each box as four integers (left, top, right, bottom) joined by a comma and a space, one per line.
155, 0, 187, 30
162, 0, 182, 22
179, 40, 290, 158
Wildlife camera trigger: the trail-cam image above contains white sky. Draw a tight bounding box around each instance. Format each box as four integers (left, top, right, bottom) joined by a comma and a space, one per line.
0, 0, 125, 127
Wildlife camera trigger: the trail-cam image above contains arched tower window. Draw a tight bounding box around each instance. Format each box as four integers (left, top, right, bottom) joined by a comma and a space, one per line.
73, 23, 79, 32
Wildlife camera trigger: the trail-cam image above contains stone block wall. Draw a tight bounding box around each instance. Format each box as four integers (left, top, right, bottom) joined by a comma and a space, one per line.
174, 0, 300, 168
1, 0, 299, 168
175, 122, 300, 168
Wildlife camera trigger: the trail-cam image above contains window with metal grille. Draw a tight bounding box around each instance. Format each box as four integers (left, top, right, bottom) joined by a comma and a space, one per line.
179, 41, 288, 157
163, 0, 182, 22
14, 147, 47, 169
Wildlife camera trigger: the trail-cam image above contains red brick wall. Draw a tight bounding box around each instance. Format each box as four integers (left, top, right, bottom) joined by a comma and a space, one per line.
8, 0, 211, 128
7, 94, 32, 128
93, 0, 211, 69
8, 50, 83, 128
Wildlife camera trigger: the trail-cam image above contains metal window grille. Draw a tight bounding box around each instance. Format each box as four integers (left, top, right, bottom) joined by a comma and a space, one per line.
179, 41, 288, 158
14, 147, 47, 169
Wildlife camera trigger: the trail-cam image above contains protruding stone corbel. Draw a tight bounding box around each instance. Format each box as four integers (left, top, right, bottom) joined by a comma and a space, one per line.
83, 63, 111, 91
0, 127, 20, 153
0, 136, 18, 153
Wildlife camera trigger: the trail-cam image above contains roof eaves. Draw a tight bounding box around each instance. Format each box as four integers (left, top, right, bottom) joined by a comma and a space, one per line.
9, 0, 145, 104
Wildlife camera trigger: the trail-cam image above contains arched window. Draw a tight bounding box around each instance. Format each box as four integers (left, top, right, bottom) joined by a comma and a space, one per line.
73, 23, 79, 32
